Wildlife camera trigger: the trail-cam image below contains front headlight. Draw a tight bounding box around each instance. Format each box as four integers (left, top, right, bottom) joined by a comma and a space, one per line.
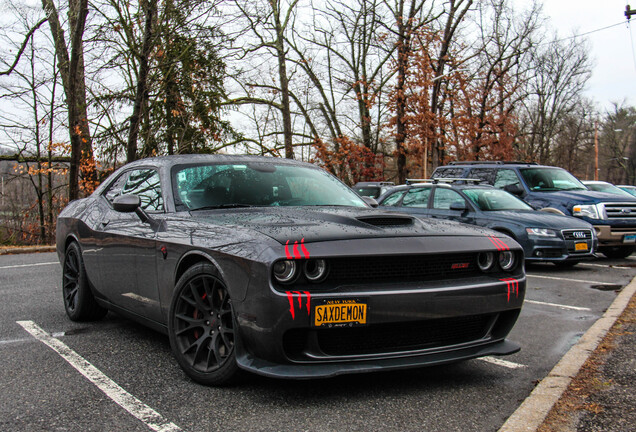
525, 227, 557, 237
273, 260, 298, 284
572, 204, 600, 219
499, 251, 516, 271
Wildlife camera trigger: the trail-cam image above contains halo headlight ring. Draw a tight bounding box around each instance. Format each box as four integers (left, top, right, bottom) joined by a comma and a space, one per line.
477, 252, 495, 271
499, 251, 516, 271
304, 259, 329, 283
273, 260, 298, 284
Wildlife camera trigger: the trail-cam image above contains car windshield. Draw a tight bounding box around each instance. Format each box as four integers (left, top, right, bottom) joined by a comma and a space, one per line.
519, 168, 587, 191
586, 182, 634, 197
463, 188, 533, 211
172, 162, 367, 211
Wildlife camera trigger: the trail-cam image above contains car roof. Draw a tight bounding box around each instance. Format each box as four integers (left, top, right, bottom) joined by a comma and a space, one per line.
120, 154, 315, 170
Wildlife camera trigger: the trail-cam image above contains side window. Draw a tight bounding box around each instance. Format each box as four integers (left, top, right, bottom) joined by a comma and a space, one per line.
467, 168, 496, 184
494, 169, 521, 189
381, 191, 405, 206
122, 169, 164, 211
432, 188, 465, 210
103, 172, 130, 203
402, 188, 432, 207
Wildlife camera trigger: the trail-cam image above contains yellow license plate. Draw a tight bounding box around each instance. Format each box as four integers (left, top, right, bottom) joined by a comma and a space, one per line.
575, 242, 588, 251
314, 300, 367, 327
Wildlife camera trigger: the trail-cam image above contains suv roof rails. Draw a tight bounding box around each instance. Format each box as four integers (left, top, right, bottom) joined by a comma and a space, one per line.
406, 178, 484, 185
446, 161, 538, 166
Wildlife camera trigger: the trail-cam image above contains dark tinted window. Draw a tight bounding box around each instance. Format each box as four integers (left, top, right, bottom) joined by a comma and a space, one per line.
467, 168, 496, 184
433, 167, 465, 178
494, 169, 521, 189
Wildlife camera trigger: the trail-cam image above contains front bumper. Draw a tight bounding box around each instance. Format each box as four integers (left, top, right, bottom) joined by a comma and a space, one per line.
594, 225, 636, 246
524, 234, 597, 263
234, 275, 525, 379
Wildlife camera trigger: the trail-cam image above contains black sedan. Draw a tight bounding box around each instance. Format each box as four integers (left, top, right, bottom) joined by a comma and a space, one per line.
57, 155, 525, 385
378, 182, 597, 266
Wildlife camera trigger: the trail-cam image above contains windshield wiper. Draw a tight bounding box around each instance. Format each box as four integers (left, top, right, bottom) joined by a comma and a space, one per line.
190, 203, 255, 211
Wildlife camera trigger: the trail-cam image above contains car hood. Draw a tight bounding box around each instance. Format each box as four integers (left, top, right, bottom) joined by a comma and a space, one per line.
487, 210, 593, 229
190, 206, 495, 244
529, 190, 636, 205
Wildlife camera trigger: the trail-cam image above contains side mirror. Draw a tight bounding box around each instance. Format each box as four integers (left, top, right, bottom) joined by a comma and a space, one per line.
113, 194, 141, 213
361, 196, 379, 208
450, 201, 468, 212
503, 184, 524, 197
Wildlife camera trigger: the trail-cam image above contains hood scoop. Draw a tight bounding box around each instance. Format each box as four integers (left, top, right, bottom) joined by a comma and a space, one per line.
356, 215, 414, 227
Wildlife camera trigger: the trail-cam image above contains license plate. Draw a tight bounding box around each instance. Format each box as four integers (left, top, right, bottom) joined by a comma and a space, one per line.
313, 299, 367, 327
575, 242, 588, 251
623, 234, 636, 243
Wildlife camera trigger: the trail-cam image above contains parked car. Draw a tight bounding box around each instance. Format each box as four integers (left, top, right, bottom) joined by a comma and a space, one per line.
378, 180, 597, 266
432, 162, 636, 259
353, 181, 395, 199
56, 155, 525, 385
618, 185, 636, 197
582, 180, 635, 198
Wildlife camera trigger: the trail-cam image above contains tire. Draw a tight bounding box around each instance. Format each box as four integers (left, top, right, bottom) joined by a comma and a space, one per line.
168, 263, 240, 386
62, 242, 108, 321
599, 246, 635, 259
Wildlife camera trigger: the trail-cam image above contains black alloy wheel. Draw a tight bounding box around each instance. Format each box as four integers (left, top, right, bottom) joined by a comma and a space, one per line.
168, 263, 240, 385
62, 242, 107, 321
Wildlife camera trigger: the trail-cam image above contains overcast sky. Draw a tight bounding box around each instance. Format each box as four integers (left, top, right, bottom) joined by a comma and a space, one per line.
539, 0, 636, 111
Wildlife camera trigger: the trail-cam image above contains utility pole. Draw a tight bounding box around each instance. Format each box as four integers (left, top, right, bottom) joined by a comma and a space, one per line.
627, 5, 636, 20
594, 121, 600, 181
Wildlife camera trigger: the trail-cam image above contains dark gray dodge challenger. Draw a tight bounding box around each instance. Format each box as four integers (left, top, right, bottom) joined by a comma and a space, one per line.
56, 155, 526, 385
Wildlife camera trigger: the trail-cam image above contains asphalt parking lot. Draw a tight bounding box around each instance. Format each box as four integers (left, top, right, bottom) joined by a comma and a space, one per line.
1, 252, 634, 432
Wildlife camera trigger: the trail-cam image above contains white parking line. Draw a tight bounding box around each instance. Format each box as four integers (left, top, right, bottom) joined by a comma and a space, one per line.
478, 357, 526, 369
524, 299, 591, 312
16, 320, 182, 432
578, 263, 632, 269
527, 274, 610, 285
0, 262, 58, 270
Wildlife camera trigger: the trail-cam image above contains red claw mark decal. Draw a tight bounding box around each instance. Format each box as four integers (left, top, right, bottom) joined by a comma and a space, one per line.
300, 238, 310, 259
284, 238, 310, 259
500, 278, 519, 302
285, 291, 311, 319
487, 234, 509, 251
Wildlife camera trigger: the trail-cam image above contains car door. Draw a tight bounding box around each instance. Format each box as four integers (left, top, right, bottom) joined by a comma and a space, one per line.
95, 168, 164, 321
428, 187, 475, 225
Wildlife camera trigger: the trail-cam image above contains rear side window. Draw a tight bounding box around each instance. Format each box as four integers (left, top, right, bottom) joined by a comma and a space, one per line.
433, 167, 465, 178
494, 169, 522, 189
402, 188, 432, 207
467, 168, 496, 184
432, 188, 465, 210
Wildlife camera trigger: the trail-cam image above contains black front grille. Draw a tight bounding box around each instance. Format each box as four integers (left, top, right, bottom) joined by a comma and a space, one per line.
562, 229, 593, 240
356, 216, 414, 227
604, 203, 636, 219
326, 253, 479, 284
284, 314, 494, 357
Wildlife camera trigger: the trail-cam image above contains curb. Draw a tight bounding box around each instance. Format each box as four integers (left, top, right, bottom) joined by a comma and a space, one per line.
0, 245, 56, 255
498, 276, 636, 432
